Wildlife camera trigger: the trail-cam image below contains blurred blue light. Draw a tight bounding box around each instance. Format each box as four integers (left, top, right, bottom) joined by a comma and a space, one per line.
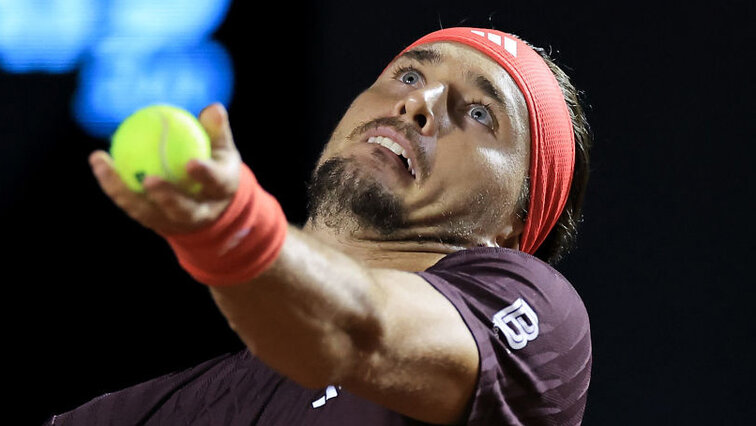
0, 0, 234, 138
105, 0, 232, 51
0, 0, 101, 73
72, 40, 234, 139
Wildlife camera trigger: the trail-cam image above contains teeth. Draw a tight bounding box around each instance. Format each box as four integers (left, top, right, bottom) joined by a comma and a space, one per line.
367, 136, 417, 178
368, 136, 402, 155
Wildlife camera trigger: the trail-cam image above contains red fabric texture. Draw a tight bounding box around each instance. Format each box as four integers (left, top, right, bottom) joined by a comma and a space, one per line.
397, 28, 575, 255
160, 163, 288, 287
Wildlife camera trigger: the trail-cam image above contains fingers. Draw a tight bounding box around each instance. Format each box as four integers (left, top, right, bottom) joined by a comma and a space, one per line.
186, 158, 240, 200
89, 150, 186, 232
89, 150, 139, 208
88, 103, 242, 234
186, 159, 225, 199
142, 176, 208, 225
199, 103, 237, 154
89, 150, 166, 228
193, 102, 242, 200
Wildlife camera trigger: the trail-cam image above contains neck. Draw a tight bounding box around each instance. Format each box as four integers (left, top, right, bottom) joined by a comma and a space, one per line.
301, 218, 464, 272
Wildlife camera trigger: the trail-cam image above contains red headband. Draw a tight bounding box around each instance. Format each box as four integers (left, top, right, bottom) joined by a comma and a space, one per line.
397, 27, 575, 255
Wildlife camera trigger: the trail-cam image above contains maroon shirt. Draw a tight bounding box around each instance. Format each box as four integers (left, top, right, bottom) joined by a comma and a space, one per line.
45, 247, 591, 425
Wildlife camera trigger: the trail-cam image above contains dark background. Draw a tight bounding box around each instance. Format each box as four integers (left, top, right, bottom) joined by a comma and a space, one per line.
3, 1, 754, 424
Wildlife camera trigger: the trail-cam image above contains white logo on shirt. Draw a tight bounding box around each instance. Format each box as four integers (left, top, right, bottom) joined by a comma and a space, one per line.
311, 385, 340, 408
492, 297, 539, 350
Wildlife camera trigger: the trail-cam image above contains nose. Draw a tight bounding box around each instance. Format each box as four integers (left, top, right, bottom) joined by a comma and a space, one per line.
392, 82, 448, 136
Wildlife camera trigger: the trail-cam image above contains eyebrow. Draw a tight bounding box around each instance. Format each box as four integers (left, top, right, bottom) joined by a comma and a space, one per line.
466, 71, 507, 110
397, 47, 442, 65
398, 47, 507, 109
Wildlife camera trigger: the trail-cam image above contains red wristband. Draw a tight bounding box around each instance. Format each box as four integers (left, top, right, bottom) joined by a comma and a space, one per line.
160, 162, 288, 287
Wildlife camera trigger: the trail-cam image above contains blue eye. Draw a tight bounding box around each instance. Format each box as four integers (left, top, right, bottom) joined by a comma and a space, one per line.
400, 70, 421, 85
470, 105, 493, 127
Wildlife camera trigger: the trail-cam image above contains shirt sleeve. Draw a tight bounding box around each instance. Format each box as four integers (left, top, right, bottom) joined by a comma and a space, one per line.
415, 247, 592, 426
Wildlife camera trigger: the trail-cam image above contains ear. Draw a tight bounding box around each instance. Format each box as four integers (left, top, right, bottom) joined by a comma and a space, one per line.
495, 233, 520, 250
494, 219, 524, 250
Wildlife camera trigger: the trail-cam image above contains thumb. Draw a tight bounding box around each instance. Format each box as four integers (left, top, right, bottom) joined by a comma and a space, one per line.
89, 149, 114, 170
199, 102, 236, 153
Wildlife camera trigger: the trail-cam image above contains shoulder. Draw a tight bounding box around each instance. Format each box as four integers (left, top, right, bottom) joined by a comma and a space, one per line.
426, 246, 569, 282
418, 247, 585, 317
416, 247, 592, 425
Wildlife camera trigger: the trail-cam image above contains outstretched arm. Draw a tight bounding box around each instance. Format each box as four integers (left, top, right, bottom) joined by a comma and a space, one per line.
89, 103, 478, 424
209, 224, 478, 424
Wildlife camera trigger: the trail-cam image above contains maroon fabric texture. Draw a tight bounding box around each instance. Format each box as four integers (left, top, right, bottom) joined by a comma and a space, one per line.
45, 247, 591, 425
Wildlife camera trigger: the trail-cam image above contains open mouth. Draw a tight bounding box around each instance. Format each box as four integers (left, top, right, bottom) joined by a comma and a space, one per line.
367, 136, 416, 178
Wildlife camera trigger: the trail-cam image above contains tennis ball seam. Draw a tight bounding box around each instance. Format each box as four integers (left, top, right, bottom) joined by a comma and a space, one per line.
159, 109, 178, 182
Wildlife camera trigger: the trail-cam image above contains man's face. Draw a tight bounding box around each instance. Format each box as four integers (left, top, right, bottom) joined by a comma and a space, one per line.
305, 42, 531, 248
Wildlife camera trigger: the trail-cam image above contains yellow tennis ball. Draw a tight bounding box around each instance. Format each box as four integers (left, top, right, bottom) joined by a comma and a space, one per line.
110, 104, 211, 194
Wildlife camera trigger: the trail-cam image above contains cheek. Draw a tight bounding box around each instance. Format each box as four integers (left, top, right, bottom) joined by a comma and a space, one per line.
443, 146, 524, 205
476, 147, 513, 180
349, 88, 397, 118
478, 146, 527, 195
321, 90, 398, 155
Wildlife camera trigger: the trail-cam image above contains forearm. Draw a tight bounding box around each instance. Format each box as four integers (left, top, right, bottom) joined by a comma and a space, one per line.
208, 224, 384, 388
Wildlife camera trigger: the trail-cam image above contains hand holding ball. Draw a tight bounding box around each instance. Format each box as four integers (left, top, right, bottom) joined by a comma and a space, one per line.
92, 102, 287, 284
110, 104, 211, 195
90, 102, 245, 236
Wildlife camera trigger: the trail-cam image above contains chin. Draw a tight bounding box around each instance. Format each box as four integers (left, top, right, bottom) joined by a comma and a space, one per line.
306, 156, 408, 237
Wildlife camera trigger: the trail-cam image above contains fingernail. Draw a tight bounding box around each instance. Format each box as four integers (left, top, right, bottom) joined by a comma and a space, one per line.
212, 103, 226, 126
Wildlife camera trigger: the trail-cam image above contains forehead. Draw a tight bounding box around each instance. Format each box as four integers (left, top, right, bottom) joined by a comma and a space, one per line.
400, 42, 501, 68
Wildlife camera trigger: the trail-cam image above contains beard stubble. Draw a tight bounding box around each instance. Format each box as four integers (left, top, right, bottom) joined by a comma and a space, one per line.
305, 155, 407, 237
